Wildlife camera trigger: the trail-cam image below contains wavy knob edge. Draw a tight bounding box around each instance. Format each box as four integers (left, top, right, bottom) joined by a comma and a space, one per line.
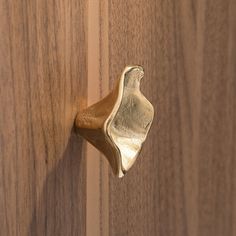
75, 65, 154, 177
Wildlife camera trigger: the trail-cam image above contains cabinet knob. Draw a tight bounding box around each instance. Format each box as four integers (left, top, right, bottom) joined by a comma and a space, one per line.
75, 66, 154, 177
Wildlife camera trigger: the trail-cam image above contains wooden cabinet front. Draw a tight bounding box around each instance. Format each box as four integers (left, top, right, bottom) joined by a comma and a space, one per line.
1, 1, 236, 236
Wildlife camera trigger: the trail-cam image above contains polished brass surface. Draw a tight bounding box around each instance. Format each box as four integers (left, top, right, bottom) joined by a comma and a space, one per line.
75, 66, 154, 177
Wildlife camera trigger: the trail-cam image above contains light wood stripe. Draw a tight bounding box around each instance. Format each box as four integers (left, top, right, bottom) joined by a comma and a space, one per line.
87, 0, 109, 235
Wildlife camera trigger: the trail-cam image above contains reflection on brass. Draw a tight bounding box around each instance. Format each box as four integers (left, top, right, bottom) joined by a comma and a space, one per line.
75, 66, 154, 177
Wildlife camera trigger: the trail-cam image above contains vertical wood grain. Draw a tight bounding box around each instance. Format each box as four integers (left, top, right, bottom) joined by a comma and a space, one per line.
86, 1, 109, 235
108, 1, 236, 236
0, 0, 87, 235
99, 0, 110, 235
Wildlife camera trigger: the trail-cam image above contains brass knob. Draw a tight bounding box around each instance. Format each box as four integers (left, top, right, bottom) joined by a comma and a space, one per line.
75, 66, 154, 177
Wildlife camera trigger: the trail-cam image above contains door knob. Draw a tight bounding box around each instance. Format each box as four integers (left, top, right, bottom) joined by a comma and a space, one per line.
75, 66, 154, 177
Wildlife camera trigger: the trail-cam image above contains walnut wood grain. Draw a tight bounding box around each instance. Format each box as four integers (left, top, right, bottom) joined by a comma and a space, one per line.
108, 1, 236, 236
0, 1, 87, 235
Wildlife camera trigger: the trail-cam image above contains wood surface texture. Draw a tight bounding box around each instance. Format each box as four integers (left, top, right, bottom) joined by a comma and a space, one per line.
1, 1, 236, 236
0, 1, 87, 235
108, 1, 236, 236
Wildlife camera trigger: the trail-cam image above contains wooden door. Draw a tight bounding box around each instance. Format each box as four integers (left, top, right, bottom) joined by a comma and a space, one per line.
0, 1, 87, 235
106, 1, 236, 236
1, 1, 236, 236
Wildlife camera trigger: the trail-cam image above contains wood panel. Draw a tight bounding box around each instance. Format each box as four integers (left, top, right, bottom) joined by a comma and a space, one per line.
0, 1, 87, 235
108, 1, 236, 236
86, 1, 109, 235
